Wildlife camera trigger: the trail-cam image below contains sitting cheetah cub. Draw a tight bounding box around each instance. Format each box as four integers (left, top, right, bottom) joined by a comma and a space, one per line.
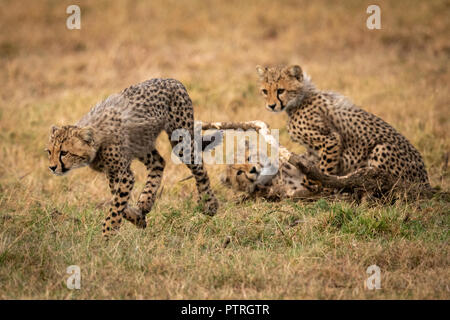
256, 65, 430, 192
46, 78, 218, 238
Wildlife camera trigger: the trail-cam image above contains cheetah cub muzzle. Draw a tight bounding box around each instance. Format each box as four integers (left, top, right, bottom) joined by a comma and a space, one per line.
46, 78, 218, 239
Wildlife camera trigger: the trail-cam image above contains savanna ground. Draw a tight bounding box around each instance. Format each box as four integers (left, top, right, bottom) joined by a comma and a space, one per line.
0, 0, 449, 299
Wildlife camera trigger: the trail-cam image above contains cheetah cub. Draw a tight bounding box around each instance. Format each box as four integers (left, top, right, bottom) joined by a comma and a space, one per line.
256, 65, 430, 192
46, 78, 218, 238
223, 144, 311, 200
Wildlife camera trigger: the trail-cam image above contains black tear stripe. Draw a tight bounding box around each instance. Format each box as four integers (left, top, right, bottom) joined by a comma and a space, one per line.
59, 152, 68, 173
277, 94, 285, 109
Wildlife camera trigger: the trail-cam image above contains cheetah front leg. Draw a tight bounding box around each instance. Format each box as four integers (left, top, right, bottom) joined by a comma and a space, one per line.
103, 166, 145, 239
107, 168, 147, 231
318, 131, 342, 175
302, 131, 342, 193
137, 149, 165, 215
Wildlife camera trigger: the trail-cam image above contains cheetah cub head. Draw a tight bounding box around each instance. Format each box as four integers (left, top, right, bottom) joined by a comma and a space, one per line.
223, 163, 261, 194
256, 65, 306, 112
46, 125, 97, 176
222, 144, 278, 194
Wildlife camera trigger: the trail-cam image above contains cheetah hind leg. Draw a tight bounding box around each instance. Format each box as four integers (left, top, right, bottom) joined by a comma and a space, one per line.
366, 144, 402, 202
169, 137, 218, 216
341, 144, 399, 204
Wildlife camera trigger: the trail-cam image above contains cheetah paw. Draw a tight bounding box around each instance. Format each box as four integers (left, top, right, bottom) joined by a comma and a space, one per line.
201, 197, 219, 216
124, 206, 147, 229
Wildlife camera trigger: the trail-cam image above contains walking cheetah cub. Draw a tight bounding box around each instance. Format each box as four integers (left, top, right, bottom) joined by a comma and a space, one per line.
46, 78, 218, 238
256, 65, 430, 192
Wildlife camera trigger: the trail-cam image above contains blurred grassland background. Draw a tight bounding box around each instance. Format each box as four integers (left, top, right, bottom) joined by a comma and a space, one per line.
0, 0, 448, 299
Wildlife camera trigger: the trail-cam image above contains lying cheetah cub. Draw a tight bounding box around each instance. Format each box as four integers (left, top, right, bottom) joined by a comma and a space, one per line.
46, 78, 218, 238
223, 143, 313, 200
256, 65, 430, 192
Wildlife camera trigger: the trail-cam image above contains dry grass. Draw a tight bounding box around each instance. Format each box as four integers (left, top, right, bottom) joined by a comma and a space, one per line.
0, 0, 449, 299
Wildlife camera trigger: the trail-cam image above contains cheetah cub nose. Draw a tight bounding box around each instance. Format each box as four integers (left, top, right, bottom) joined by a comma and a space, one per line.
268, 104, 276, 110
49, 166, 57, 172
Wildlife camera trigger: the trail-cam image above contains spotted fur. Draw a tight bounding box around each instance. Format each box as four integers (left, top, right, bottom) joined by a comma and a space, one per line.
256, 65, 430, 192
223, 144, 311, 199
47, 78, 218, 238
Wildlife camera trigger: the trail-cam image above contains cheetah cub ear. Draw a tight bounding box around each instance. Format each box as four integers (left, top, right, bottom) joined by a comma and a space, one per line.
50, 125, 60, 135
256, 65, 267, 78
77, 127, 95, 145
285, 65, 303, 81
